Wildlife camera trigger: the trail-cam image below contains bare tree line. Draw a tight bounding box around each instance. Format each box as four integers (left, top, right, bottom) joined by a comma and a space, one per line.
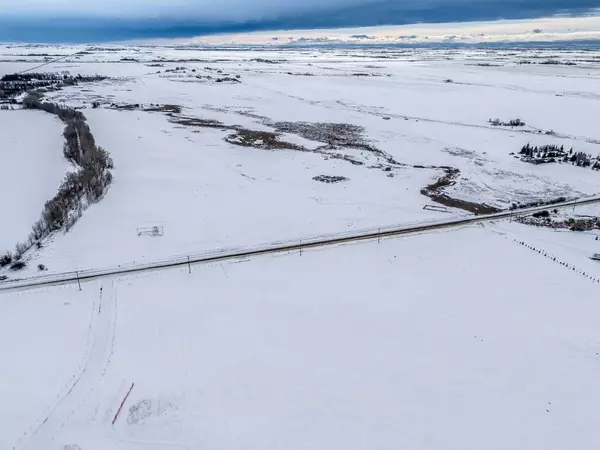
1, 93, 113, 270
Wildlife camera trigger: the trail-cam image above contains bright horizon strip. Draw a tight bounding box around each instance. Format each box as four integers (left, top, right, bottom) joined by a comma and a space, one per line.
147, 15, 600, 45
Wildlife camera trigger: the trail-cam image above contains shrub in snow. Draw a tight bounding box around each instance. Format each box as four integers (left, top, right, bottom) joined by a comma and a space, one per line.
533, 210, 550, 218
37, 264, 46, 271
313, 175, 350, 183
10, 261, 26, 271
490, 118, 525, 127
0, 252, 12, 267
14, 242, 28, 260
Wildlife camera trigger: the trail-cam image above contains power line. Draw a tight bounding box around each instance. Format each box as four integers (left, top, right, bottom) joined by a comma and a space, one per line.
17, 50, 88, 74
2, 195, 600, 292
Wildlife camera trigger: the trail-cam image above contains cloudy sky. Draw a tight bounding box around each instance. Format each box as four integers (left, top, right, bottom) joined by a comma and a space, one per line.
1, 0, 599, 42
185, 16, 600, 46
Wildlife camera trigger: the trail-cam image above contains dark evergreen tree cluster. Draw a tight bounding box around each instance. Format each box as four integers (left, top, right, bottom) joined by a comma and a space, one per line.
0, 72, 106, 100
569, 151, 593, 167
1, 72, 62, 82
518, 143, 600, 169
519, 143, 568, 159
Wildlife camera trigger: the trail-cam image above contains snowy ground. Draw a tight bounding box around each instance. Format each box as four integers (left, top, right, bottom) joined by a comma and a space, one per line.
2, 44, 600, 449
2, 45, 600, 276
2, 224, 600, 450
0, 283, 96, 450
0, 110, 68, 255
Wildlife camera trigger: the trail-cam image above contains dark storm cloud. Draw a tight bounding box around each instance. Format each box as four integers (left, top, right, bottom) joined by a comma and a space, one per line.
0, 0, 599, 42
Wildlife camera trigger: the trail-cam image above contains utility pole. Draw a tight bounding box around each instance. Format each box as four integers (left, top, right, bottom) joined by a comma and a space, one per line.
76, 271, 81, 291
187, 256, 191, 274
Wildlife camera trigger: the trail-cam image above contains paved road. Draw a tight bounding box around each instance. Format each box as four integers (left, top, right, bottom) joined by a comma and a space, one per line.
2, 196, 600, 292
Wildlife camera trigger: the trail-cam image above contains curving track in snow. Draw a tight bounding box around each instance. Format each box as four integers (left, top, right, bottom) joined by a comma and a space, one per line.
21, 281, 118, 450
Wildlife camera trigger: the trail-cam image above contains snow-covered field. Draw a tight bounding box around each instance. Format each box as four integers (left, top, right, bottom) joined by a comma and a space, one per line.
2, 223, 600, 450
0, 284, 96, 450
0, 110, 68, 255
2, 44, 600, 450
1, 45, 600, 275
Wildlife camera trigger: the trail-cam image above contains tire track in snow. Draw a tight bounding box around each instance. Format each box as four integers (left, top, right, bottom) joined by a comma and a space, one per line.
23, 281, 117, 449
52, 279, 119, 439
13, 293, 98, 450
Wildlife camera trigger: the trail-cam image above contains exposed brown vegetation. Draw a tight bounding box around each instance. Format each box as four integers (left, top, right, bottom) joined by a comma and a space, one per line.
226, 129, 302, 150
420, 167, 501, 215
167, 115, 225, 129
136, 106, 518, 216
313, 175, 349, 183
